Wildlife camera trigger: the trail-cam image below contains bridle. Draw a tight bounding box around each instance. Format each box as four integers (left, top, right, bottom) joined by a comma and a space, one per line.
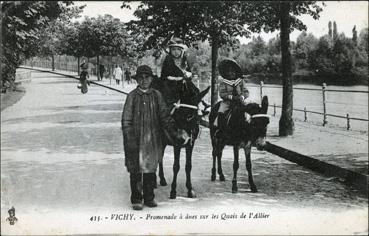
250, 114, 270, 119
170, 100, 198, 115
170, 100, 199, 146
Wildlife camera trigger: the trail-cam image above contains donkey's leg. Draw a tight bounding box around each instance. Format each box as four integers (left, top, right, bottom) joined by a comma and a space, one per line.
158, 162, 167, 186
185, 145, 196, 198
217, 145, 225, 181
170, 146, 181, 199
244, 146, 257, 192
232, 145, 240, 193
211, 147, 217, 181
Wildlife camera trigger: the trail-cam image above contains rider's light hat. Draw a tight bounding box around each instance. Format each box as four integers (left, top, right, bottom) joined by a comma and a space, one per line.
168, 37, 188, 51
133, 65, 154, 79
218, 59, 242, 80
8, 206, 15, 214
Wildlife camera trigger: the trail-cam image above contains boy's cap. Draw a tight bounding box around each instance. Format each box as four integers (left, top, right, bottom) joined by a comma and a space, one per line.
218, 59, 242, 80
133, 65, 153, 79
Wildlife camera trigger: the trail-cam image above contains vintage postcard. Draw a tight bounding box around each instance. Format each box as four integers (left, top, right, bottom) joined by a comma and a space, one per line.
1, 1, 368, 235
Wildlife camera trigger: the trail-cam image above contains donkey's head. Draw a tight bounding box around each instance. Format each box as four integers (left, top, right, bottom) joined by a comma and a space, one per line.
243, 96, 270, 150
171, 82, 210, 142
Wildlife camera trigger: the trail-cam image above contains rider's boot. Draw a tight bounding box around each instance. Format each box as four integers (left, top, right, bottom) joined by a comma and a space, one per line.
217, 112, 227, 137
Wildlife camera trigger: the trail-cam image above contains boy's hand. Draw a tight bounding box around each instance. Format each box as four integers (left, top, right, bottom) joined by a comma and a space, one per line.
232, 95, 240, 101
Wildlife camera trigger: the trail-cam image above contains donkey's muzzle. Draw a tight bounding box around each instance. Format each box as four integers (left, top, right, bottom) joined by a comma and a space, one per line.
255, 137, 267, 150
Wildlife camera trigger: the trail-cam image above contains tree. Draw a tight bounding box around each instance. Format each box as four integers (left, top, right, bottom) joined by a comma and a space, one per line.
278, 2, 294, 136
328, 21, 332, 38
308, 33, 367, 84
62, 15, 131, 77
35, 4, 84, 71
352, 25, 358, 68
267, 36, 281, 55
249, 36, 267, 56
359, 28, 368, 54
295, 31, 318, 68
124, 1, 322, 110
333, 21, 338, 39
1, 1, 76, 90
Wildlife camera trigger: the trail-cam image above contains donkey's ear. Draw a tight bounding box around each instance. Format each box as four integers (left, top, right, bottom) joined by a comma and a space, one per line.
261, 96, 268, 114
199, 86, 210, 101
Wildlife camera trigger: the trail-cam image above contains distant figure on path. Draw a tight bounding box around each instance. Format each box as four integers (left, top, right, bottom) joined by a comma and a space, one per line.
77, 61, 90, 94
113, 65, 123, 85
125, 69, 131, 84
99, 64, 105, 81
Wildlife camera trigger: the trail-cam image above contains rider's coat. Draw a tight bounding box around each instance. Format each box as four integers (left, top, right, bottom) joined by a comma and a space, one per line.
160, 54, 192, 106
218, 76, 249, 113
122, 88, 175, 173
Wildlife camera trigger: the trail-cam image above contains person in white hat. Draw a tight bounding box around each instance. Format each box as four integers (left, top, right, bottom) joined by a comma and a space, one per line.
160, 37, 193, 106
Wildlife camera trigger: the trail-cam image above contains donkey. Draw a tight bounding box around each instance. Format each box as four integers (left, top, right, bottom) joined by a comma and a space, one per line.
152, 76, 210, 199
209, 96, 270, 193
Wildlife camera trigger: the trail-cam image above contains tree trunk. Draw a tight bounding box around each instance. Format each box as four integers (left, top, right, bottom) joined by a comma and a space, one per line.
51, 54, 55, 71
279, 2, 294, 136
97, 55, 100, 80
211, 35, 220, 106
77, 56, 80, 75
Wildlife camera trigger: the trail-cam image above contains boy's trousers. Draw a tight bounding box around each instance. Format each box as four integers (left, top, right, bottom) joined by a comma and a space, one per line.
130, 173, 156, 204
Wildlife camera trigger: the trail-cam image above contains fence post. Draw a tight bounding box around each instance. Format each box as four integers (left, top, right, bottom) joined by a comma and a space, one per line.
346, 113, 350, 130
304, 107, 307, 122
260, 81, 264, 102
273, 103, 276, 116
322, 83, 328, 126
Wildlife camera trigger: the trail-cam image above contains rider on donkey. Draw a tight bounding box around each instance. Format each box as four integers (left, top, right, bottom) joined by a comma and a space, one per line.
160, 37, 194, 107
214, 59, 250, 135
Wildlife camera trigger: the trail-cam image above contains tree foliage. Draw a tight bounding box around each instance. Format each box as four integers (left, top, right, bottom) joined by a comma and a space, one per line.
308, 28, 368, 84
1, 1, 76, 90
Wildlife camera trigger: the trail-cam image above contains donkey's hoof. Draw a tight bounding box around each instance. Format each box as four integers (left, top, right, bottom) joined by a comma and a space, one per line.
219, 174, 225, 181
153, 181, 158, 189
170, 191, 176, 199
250, 186, 258, 193
160, 178, 167, 186
187, 190, 196, 198
232, 181, 238, 193
211, 174, 216, 181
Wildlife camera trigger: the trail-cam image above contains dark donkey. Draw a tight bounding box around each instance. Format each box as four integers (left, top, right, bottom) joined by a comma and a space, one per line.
209, 96, 270, 193
152, 76, 210, 199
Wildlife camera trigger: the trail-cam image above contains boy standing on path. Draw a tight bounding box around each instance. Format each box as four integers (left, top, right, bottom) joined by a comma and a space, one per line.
122, 65, 185, 210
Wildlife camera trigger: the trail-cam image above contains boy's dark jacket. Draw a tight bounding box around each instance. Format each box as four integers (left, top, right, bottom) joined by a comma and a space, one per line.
122, 87, 175, 173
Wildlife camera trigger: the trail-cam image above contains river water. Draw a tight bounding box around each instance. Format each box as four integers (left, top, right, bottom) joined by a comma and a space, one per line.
199, 82, 368, 132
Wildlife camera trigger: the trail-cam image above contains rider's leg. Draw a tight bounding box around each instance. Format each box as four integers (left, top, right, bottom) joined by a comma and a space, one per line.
218, 112, 226, 132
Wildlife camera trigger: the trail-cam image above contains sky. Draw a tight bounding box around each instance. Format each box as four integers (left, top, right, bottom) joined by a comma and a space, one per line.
75, 1, 368, 44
